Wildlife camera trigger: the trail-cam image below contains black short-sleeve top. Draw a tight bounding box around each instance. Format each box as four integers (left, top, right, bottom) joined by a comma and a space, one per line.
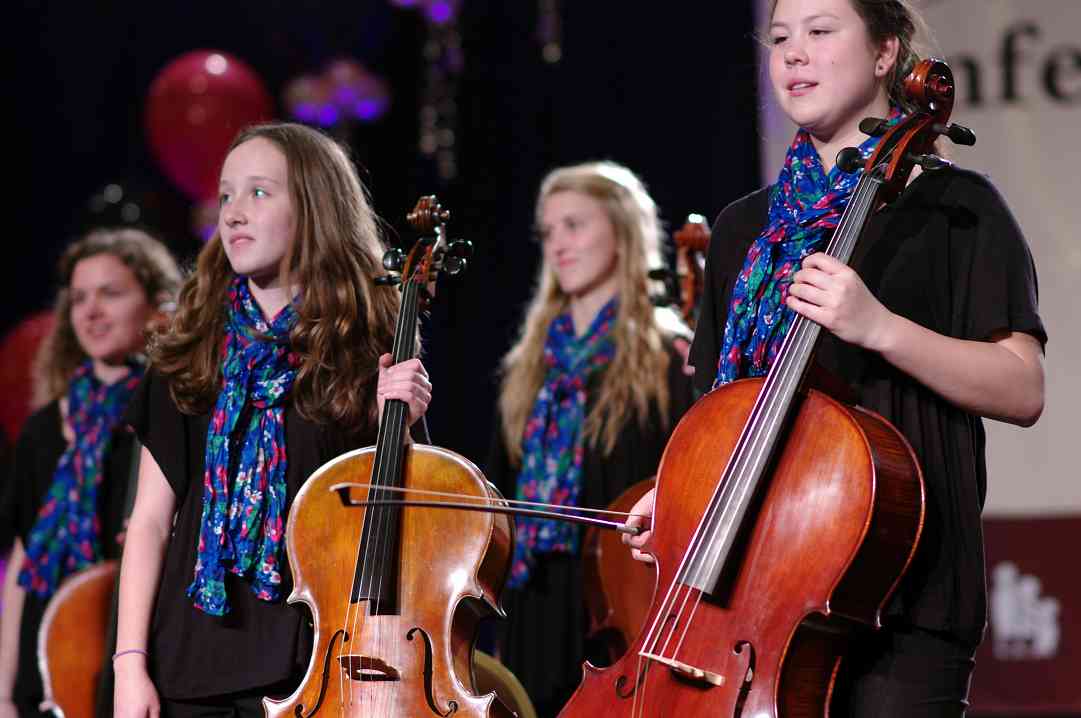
689, 167, 1046, 648
125, 370, 376, 700
7, 400, 132, 704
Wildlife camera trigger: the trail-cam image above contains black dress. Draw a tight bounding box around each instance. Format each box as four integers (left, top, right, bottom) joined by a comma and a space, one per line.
689, 167, 1046, 714
124, 370, 377, 701
486, 338, 695, 717
7, 400, 132, 717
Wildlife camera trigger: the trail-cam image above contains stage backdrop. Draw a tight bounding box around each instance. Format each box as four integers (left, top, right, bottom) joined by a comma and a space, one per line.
754, 0, 1080, 713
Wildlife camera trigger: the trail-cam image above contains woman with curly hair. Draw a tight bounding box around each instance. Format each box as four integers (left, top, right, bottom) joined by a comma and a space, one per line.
0, 228, 181, 718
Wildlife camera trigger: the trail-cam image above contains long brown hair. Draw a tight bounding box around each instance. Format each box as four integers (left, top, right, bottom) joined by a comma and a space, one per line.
768, 0, 930, 112
498, 161, 689, 463
33, 228, 182, 406
151, 122, 404, 435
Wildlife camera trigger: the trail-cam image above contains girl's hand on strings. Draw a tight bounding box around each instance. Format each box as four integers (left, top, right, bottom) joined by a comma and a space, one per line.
377, 355, 432, 429
786, 252, 895, 352
622, 486, 656, 564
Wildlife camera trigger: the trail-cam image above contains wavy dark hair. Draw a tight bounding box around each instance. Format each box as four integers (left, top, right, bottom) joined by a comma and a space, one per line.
150, 122, 407, 435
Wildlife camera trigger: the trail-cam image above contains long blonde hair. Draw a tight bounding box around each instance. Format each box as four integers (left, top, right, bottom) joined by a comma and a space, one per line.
33, 228, 181, 407
151, 122, 405, 436
498, 161, 689, 463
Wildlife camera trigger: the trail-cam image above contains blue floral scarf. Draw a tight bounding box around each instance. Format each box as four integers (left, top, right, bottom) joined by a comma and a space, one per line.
715, 108, 902, 386
509, 299, 617, 588
19, 360, 143, 598
188, 277, 299, 616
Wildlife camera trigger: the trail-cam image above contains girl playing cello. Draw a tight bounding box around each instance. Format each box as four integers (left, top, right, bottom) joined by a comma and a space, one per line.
1, 229, 180, 718
625, 0, 1046, 715
486, 161, 695, 716
113, 123, 433, 718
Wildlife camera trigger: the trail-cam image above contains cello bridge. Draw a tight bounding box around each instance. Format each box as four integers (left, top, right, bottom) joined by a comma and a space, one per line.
639, 652, 725, 687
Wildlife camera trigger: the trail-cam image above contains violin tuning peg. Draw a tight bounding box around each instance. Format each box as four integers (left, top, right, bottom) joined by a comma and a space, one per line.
375, 274, 402, 286
858, 117, 889, 136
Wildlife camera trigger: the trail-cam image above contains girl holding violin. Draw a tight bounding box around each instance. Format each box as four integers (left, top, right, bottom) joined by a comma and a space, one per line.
112, 122, 433, 718
486, 161, 695, 716
0, 228, 181, 718
626, 0, 1046, 714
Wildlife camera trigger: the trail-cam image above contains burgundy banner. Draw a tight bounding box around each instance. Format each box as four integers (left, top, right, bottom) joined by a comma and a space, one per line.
970, 515, 1081, 715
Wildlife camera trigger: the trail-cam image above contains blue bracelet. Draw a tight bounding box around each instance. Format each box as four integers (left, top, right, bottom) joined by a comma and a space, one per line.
112, 648, 148, 661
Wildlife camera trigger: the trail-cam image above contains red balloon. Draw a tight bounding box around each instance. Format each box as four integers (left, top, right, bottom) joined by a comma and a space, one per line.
0, 311, 56, 443
145, 50, 274, 201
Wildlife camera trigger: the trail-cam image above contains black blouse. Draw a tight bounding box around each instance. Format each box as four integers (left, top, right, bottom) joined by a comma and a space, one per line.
6, 400, 132, 708
689, 167, 1046, 648
125, 370, 382, 700
486, 337, 696, 713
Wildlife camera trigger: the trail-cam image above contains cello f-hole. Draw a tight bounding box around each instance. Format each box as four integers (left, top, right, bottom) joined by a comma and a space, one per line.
407, 626, 460, 716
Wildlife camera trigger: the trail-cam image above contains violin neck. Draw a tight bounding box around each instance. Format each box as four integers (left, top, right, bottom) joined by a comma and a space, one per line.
680, 172, 883, 594
349, 274, 423, 612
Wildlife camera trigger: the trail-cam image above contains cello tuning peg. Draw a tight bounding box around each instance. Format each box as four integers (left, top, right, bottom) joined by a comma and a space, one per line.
375, 274, 402, 286
835, 147, 865, 174
443, 255, 467, 277
908, 153, 954, 172
382, 248, 405, 272
448, 239, 473, 258
932, 122, 976, 147
858, 117, 889, 136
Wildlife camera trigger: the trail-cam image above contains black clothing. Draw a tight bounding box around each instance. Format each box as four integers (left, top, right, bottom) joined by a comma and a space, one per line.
125, 370, 388, 701
487, 338, 696, 716
8, 400, 133, 717
690, 168, 1045, 650
159, 678, 297, 718
832, 626, 976, 716
688, 164, 1044, 718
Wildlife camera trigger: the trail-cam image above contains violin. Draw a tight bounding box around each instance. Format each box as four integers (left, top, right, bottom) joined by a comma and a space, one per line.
560, 58, 973, 717
263, 197, 516, 718
582, 214, 711, 664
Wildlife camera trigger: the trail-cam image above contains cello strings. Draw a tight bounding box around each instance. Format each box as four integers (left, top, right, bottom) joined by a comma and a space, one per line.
649, 168, 883, 669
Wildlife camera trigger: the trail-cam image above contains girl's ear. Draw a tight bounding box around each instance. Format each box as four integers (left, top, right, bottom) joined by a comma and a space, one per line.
875, 35, 901, 79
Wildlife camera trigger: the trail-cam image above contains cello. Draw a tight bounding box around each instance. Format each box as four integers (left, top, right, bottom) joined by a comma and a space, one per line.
560, 59, 972, 717
264, 196, 516, 718
583, 214, 711, 663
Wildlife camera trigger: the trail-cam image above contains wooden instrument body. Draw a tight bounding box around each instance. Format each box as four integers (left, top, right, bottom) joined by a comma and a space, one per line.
263, 444, 515, 718
561, 378, 923, 717
38, 560, 119, 718
582, 480, 656, 663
